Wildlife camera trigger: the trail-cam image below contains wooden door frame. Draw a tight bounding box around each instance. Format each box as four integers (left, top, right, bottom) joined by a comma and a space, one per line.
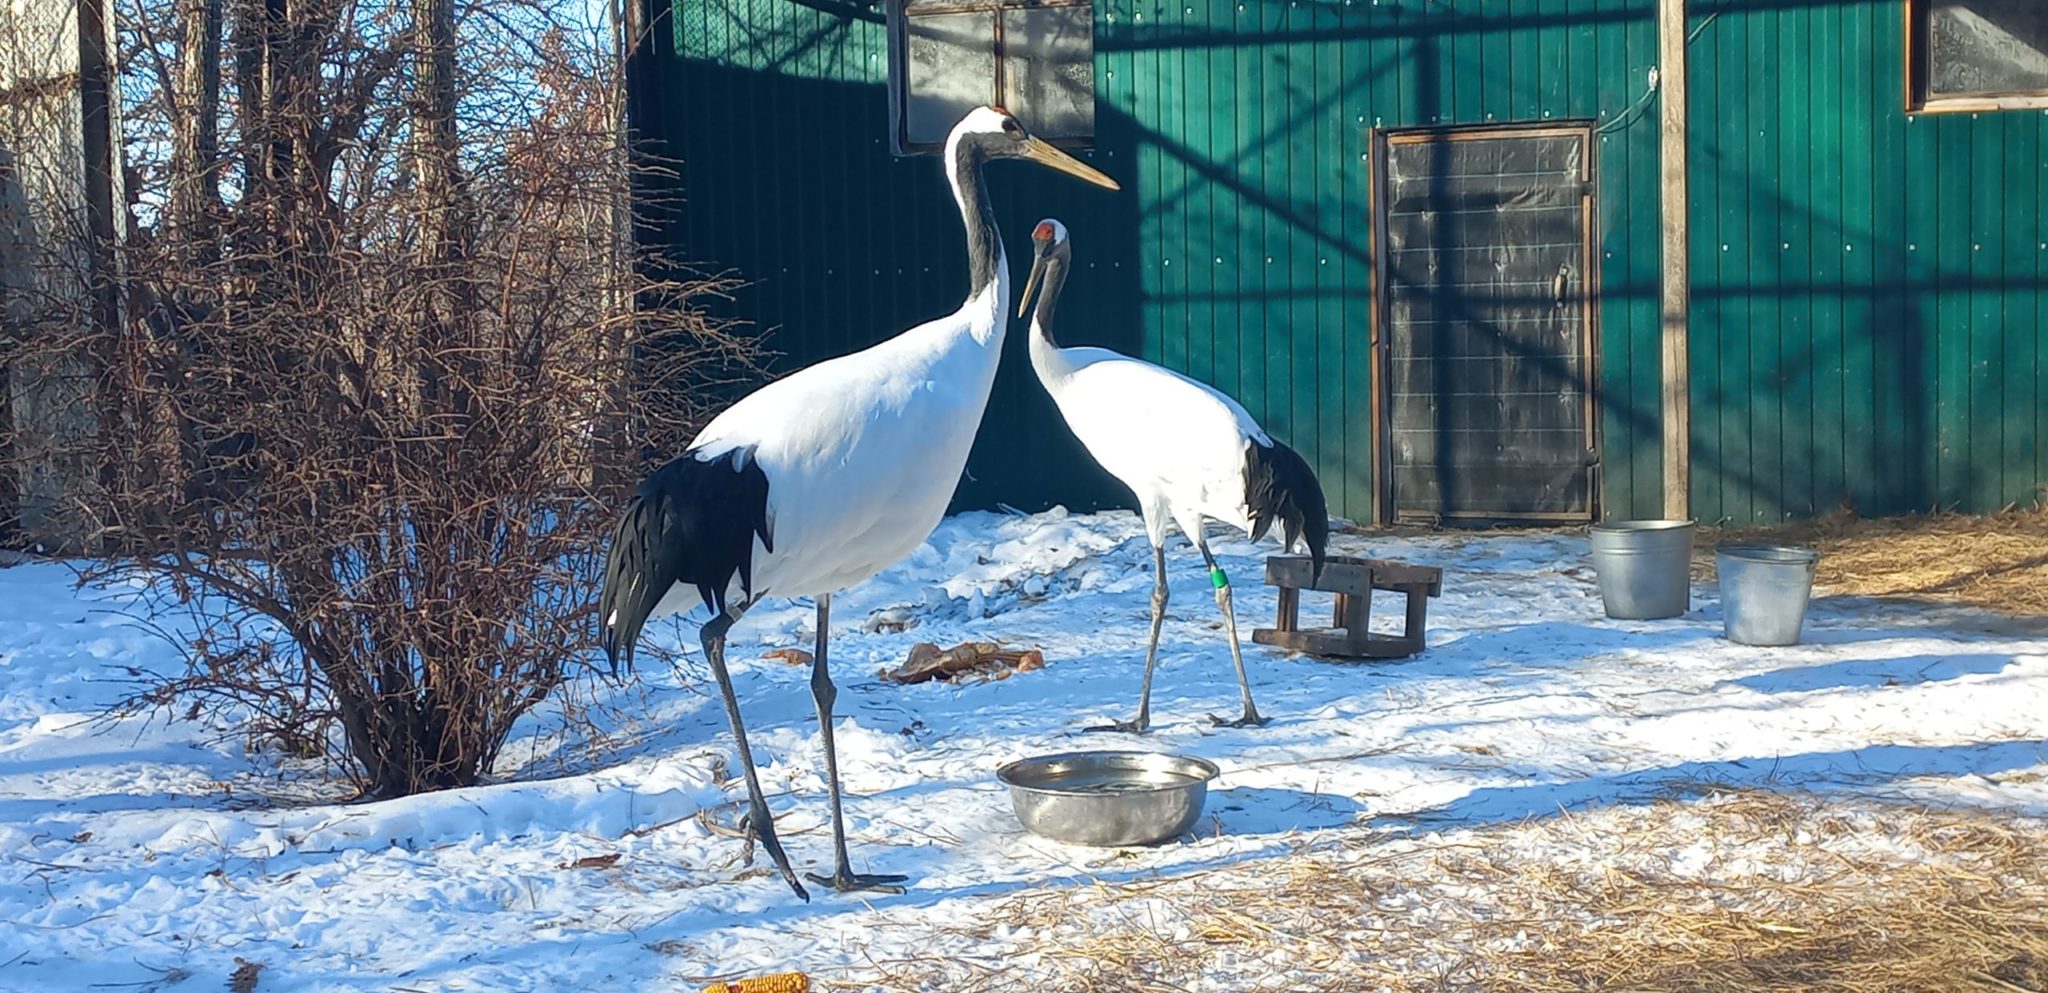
1367, 121, 1604, 527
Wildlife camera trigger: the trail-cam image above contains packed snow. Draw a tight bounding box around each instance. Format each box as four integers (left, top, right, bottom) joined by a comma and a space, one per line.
1, 509, 2045, 991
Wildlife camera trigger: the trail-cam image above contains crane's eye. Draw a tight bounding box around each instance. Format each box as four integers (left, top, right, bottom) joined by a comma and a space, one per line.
1001, 117, 1024, 140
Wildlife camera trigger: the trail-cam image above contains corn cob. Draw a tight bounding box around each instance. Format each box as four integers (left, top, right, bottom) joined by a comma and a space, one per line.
702, 972, 809, 993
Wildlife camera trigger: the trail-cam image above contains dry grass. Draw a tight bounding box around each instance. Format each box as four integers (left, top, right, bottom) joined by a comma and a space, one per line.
1353, 505, 2048, 615
1697, 506, 2048, 615
838, 790, 2048, 993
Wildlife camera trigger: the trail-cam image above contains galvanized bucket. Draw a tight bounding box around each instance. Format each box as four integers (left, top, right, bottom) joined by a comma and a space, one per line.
1588, 519, 1696, 620
1716, 544, 1821, 646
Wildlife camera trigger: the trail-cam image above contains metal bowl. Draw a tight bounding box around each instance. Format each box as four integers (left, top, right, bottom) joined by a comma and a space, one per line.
996, 750, 1220, 847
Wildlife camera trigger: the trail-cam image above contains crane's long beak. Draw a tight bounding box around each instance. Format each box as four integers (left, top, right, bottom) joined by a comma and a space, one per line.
1021, 137, 1119, 190
1018, 250, 1050, 318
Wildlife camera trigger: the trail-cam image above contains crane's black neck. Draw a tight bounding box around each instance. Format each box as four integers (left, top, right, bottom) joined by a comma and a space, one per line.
1031, 251, 1069, 347
947, 138, 1003, 301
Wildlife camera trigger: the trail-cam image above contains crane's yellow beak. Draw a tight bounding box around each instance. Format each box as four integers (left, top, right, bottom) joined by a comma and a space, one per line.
1018, 251, 1049, 318
1020, 137, 1119, 190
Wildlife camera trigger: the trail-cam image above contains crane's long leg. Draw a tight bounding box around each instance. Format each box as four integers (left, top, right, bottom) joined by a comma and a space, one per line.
802, 593, 909, 895
1087, 541, 1168, 734
1199, 543, 1268, 729
701, 601, 809, 901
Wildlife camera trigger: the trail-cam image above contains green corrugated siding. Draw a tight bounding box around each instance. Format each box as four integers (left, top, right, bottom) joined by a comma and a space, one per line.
636, 0, 2048, 523
1687, 0, 2047, 521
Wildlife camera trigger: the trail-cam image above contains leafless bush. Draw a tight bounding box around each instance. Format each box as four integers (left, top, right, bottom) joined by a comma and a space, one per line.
1, 0, 759, 795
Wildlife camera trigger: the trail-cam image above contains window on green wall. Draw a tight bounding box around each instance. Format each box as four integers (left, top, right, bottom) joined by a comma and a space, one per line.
1907, 0, 2048, 111
886, 0, 1095, 155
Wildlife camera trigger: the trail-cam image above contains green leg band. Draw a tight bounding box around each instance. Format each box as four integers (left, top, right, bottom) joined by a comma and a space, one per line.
1210, 567, 1229, 589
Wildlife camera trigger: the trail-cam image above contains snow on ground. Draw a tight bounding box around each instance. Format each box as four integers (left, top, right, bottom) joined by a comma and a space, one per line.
1, 509, 2045, 991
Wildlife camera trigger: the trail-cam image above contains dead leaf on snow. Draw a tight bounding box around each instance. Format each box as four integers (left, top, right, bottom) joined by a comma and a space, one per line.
878, 641, 1046, 685
760, 647, 813, 667
229, 957, 263, 993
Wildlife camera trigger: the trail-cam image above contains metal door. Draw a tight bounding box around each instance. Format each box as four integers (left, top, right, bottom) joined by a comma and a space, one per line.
1372, 124, 1600, 524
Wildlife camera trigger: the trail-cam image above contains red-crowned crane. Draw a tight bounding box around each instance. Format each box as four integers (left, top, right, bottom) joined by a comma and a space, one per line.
598, 110, 1118, 901
1017, 218, 1327, 733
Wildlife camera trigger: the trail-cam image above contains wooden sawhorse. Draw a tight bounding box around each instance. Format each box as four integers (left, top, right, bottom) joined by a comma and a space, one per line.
1250, 554, 1443, 659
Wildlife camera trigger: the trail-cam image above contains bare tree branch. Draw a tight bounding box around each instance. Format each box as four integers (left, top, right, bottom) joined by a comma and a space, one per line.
4, 0, 762, 796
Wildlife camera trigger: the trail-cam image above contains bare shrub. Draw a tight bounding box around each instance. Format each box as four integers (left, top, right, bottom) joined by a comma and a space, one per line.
2, 0, 758, 795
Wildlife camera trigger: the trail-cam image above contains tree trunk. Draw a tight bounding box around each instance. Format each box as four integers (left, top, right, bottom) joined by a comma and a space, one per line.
229, 0, 263, 198
172, 0, 222, 254
596, 0, 633, 490
412, 0, 466, 265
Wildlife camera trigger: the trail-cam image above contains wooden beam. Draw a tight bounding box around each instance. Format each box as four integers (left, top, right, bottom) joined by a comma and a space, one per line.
1656, 0, 1691, 521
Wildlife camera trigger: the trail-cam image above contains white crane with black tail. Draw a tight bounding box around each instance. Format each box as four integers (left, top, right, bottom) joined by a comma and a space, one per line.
1017, 218, 1327, 733
597, 110, 1118, 901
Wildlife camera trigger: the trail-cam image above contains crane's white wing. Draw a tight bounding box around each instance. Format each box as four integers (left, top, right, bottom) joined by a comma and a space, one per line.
688, 290, 1007, 599
1042, 347, 1271, 532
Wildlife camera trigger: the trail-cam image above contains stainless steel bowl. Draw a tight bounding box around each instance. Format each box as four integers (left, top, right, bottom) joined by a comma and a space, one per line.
997, 750, 1221, 847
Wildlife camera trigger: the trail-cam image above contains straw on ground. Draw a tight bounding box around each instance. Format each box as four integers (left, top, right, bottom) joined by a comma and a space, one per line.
833, 789, 2048, 992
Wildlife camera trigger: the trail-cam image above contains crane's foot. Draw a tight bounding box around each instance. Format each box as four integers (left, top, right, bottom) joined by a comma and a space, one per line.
804, 869, 909, 895
740, 805, 810, 901
1208, 710, 1270, 729
1082, 716, 1151, 735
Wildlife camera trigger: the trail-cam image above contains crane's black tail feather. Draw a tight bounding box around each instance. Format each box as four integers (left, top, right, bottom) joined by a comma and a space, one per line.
1244, 437, 1329, 581
598, 494, 664, 676
598, 447, 773, 675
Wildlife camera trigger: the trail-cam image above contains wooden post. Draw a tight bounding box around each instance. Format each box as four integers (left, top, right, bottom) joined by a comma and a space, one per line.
1657, 0, 1691, 521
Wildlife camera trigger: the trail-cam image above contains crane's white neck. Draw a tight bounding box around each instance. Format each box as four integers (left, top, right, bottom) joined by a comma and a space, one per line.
1025, 314, 1081, 389
1026, 313, 1070, 387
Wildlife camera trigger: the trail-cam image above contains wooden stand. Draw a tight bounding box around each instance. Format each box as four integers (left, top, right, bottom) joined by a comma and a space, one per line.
1251, 554, 1442, 659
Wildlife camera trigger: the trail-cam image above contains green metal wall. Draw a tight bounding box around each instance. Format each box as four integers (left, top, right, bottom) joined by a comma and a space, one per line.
1689, 2, 2046, 523
634, 0, 2048, 524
